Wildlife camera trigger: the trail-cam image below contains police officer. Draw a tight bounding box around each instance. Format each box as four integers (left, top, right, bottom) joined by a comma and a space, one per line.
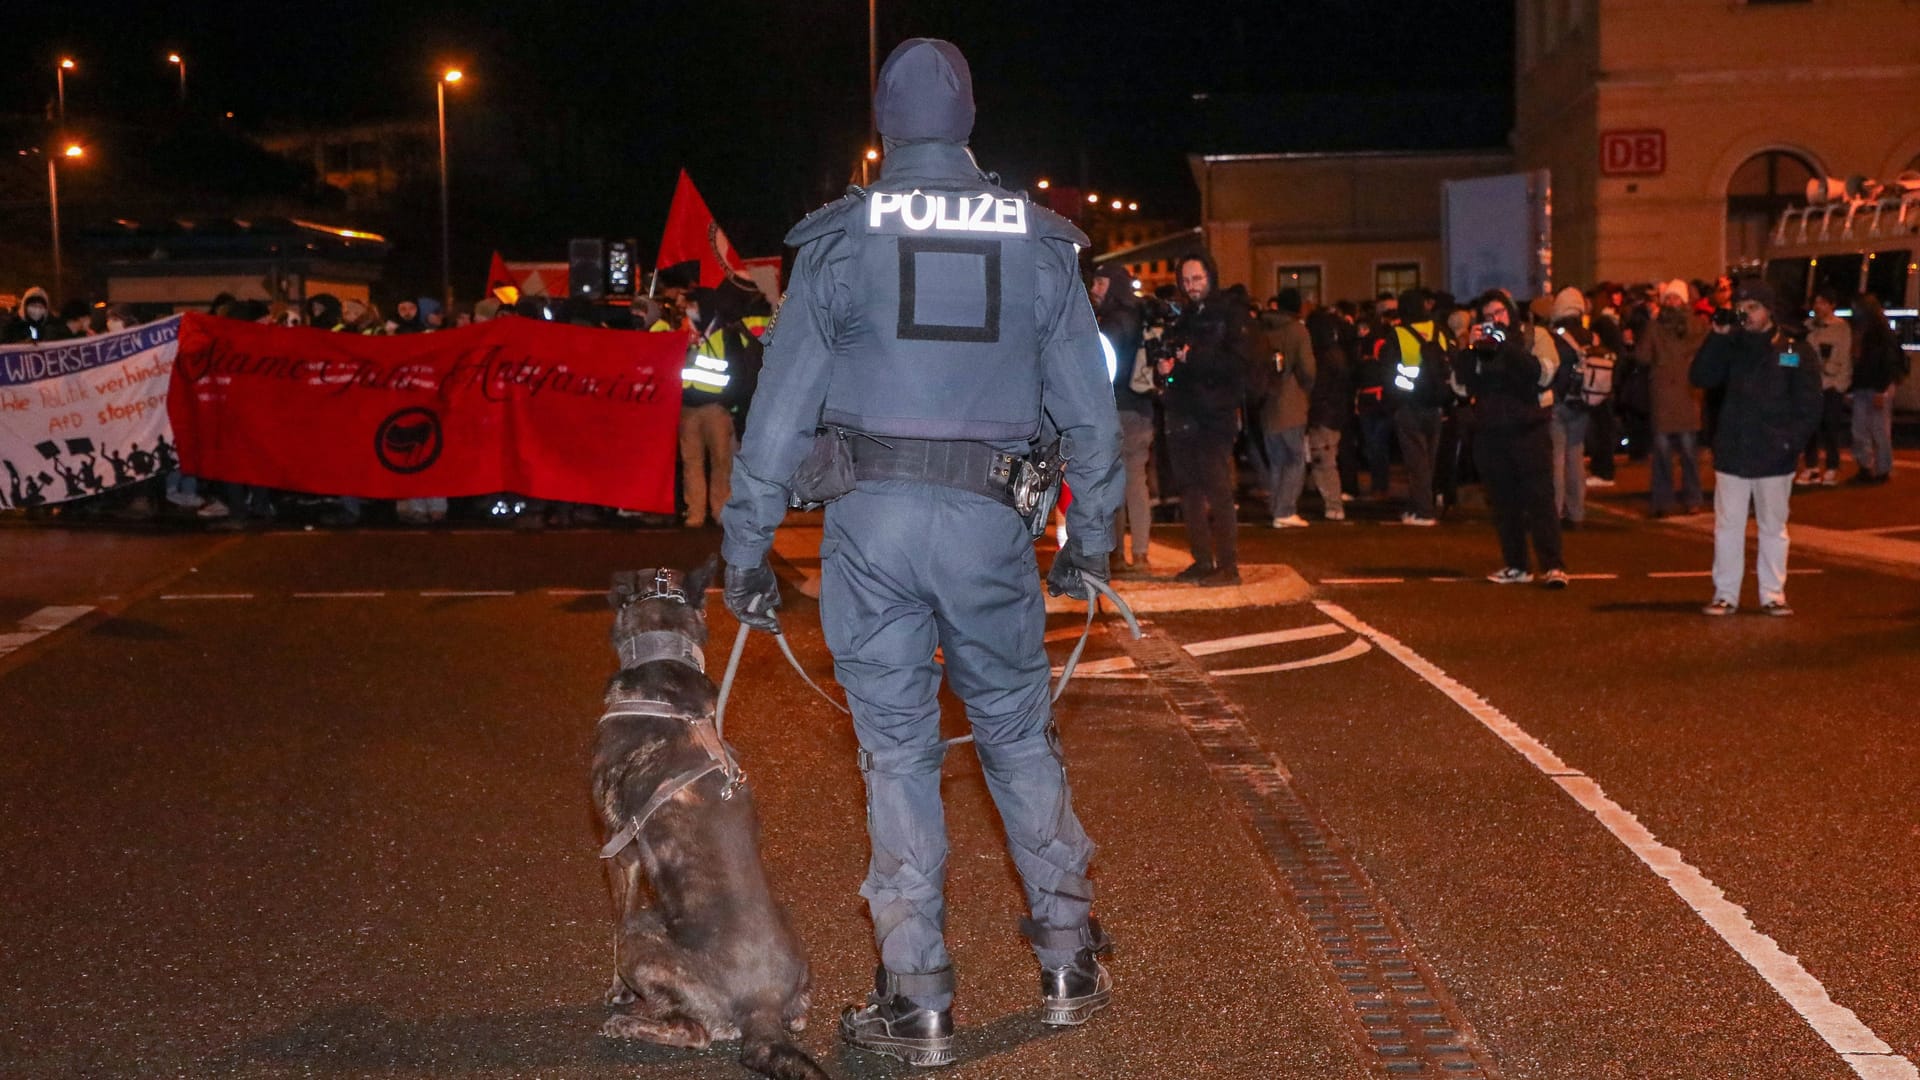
719, 38, 1123, 1069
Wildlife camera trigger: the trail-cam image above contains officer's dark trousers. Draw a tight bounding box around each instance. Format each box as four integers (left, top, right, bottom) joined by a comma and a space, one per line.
822, 480, 1096, 1009
1475, 422, 1563, 573
1165, 412, 1238, 570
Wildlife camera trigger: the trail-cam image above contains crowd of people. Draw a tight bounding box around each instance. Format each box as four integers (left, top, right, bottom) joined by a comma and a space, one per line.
0, 280, 766, 530
1092, 254, 1911, 610
4, 256, 1910, 616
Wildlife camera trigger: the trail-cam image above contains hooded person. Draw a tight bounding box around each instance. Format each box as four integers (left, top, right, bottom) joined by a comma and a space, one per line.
418, 296, 445, 331
718, 37, 1120, 1069
1, 287, 68, 344
388, 298, 424, 334
1689, 276, 1821, 614
1091, 262, 1153, 575
306, 293, 345, 332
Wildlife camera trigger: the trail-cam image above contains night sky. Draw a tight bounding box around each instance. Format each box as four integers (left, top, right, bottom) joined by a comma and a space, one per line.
9, 1, 1512, 277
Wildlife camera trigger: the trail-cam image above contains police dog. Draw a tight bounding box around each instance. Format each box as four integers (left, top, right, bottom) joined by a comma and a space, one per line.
592, 561, 826, 1080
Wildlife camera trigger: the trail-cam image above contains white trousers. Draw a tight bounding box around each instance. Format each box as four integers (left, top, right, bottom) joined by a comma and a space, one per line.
1711, 471, 1792, 606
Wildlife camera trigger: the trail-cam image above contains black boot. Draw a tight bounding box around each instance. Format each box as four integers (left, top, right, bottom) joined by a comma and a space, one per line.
839, 965, 955, 1068
1030, 918, 1114, 1027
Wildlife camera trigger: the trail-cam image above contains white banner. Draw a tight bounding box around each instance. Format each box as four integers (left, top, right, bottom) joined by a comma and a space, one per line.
0, 316, 180, 509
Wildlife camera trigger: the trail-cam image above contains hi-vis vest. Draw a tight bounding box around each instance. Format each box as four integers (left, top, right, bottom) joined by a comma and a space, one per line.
783, 184, 1085, 443
1391, 321, 1442, 394
681, 323, 731, 395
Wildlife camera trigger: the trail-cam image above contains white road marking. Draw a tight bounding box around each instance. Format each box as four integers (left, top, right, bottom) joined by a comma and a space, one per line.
1648, 571, 1712, 579
160, 593, 255, 600
1185, 624, 1347, 656
1211, 637, 1373, 676
1855, 524, 1920, 537
1566, 573, 1620, 581
1055, 623, 1355, 679
1314, 601, 1917, 1080
545, 588, 606, 597
1, 605, 95, 659
1320, 577, 1406, 585
292, 591, 387, 599
419, 590, 514, 598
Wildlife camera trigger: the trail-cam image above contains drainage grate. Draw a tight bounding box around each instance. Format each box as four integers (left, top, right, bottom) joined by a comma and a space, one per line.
1121, 623, 1501, 1079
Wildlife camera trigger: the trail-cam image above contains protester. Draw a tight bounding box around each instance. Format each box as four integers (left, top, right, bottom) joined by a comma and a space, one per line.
1350, 302, 1395, 498
341, 298, 384, 334
1, 287, 68, 344
1381, 288, 1446, 525
1848, 293, 1903, 484
306, 293, 345, 332
1091, 263, 1154, 576
1158, 251, 1256, 585
1456, 291, 1565, 587
1304, 304, 1353, 520
1546, 287, 1592, 528
1257, 287, 1316, 528
1636, 279, 1708, 516
1798, 288, 1853, 487
1690, 277, 1822, 616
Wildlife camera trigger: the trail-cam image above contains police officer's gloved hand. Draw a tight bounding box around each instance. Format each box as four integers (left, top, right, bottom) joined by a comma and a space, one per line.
1046, 538, 1109, 600
723, 561, 782, 633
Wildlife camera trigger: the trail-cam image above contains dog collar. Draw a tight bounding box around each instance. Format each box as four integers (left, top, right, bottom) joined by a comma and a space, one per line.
616, 630, 705, 673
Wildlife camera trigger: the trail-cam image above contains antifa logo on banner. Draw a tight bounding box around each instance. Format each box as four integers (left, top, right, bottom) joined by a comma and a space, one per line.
374, 407, 444, 475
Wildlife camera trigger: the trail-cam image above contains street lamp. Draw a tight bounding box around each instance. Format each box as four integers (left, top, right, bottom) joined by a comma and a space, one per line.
167, 53, 186, 105
56, 58, 75, 124
48, 143, 84, 292
861, 146, 878, 185
437, 69, 463, 312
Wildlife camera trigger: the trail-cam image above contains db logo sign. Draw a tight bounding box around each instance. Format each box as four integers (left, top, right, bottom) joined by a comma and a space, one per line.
1601, 130, 1666, 176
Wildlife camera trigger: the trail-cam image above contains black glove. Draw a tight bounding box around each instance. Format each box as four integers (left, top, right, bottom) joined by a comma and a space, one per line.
1046, 539, 1109, 600
723, 561, 782, 632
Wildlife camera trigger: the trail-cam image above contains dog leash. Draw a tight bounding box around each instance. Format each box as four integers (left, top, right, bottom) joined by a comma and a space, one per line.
713, 571, 1140, 750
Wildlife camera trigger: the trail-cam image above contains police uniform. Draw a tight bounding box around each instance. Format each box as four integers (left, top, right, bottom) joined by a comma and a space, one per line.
720, 37, 1122, 1066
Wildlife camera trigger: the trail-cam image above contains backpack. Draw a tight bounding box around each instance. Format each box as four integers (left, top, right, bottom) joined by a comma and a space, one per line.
1548, 329, 1584, 409
1579, 345, 1617, 407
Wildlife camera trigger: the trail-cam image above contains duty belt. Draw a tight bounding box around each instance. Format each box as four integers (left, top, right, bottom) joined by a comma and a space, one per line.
849, 437, 1019, 507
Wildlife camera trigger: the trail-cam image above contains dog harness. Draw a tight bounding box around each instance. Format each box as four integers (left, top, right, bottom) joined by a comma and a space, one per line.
597, 571, 746, 862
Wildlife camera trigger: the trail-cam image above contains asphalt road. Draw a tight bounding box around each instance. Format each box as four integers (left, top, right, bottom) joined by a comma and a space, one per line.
4, 455, 1918, 1079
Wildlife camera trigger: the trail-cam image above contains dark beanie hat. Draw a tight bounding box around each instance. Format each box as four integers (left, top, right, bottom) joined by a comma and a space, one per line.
874, 38, 975, 143
1733, 276, 1776, 311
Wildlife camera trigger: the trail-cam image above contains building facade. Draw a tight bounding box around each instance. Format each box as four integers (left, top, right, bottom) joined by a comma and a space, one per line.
1190, 150, 1517, 304
1516, 0, 1920, 285
1191, 1, 1920, 300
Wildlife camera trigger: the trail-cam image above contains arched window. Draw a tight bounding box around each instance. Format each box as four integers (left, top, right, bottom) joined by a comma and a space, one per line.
1726, 150, 1818, 268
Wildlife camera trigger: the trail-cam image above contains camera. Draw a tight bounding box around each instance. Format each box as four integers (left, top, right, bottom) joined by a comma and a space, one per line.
1472, 322, 1507, 350
1711, 307, 1746, 330
1139, 295, 1186, 373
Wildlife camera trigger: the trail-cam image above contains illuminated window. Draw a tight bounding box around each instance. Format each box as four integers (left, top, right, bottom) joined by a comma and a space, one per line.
1375, 262, 1421, 298
1274, 264, 1323, 307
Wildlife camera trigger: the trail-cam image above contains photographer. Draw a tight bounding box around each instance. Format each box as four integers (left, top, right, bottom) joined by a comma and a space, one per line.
1689, 278, 1823, 616
1456, 292, 1566, 587
1156, 252, 1257, 586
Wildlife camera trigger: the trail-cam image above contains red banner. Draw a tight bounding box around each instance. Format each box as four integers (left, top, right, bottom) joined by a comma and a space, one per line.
169, 313, 686, 511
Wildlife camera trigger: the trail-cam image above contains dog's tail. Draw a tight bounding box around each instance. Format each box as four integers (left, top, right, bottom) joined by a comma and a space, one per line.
739, 1006, 829, 1080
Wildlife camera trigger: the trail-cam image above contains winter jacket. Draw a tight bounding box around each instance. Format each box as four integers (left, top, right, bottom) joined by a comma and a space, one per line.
1164, 265, 1257, 420
1456, 333, 1547, 430
1305, 309, 1353, 431
1094, 266, 1151, 418
1851, 325, 1903, 393
1804, 317, 1853, 392
1689, 326, 1823, 478
1634, 309, 1707, 434
1256, 310, 1315, 432
1, 287, 69, 344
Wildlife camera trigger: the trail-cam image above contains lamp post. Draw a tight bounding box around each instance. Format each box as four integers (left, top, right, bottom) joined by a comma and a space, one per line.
168, 53, 186, 105
437, 69, 462, 312
862, 146, 878, 186
868, 0, 877, 147
56, 58, 75, 124
49, 143, 83, 291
